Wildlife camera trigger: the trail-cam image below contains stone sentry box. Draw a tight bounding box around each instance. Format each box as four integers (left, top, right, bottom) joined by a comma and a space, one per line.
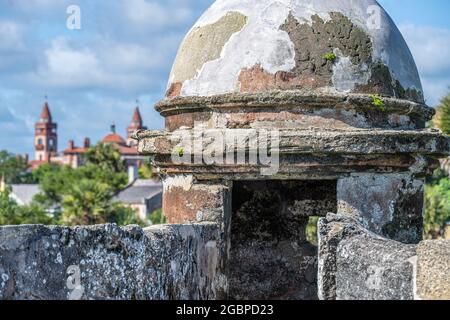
137, 94, 448, 300
1, 0, 450, 301
135, 0, 450, 300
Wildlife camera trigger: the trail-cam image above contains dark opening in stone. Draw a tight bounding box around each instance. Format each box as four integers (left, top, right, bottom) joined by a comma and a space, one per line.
228, 180, 337, 300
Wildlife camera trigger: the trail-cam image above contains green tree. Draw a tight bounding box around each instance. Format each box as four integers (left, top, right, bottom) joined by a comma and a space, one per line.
82, 143, 128, 190
149, 209, 166, 225
433, 92, 450, 134
60, 179, 142, 226
0, 187, 54, 226
424, 177, 450, 239
84, 143, 125, 174
0, 151, 30, 184
33, 164, 77, 208
138, 161, 158, 180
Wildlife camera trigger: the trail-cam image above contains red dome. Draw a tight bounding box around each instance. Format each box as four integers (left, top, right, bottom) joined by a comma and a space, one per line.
102, 133, 126, 145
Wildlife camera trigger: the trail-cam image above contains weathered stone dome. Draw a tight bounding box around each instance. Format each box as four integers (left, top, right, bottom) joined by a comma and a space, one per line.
166, 0, 423, 103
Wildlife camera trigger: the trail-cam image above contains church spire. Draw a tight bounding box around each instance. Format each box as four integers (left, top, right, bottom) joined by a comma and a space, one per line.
131, 106, 143, 125
126, 101, 146, 146
40, 101, 52, 122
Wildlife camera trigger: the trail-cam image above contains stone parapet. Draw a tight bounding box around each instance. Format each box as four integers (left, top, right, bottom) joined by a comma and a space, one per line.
318, 214, 450, 300
0, 223, 225, 300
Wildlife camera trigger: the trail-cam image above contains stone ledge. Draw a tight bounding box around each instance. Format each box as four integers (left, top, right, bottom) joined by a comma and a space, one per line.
155, 91, 434, 121
135, 129, 450, 157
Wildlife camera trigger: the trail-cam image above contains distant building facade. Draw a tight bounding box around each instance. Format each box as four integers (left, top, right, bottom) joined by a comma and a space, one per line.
33, 102, 57, 165
114, 179, 162, 221
22, 100, 162, 219
29, 101, 148, 175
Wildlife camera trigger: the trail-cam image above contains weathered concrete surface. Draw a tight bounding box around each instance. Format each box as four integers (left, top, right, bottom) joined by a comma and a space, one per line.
317, 214, 361, 300
168, 11, 248, 97
162, 175, 232, 225
416, 240, 450, 300
138, 129, 449, 158
335, 233, 416, 300
167, 0, 423, 101
318, 214, 416, 300
0, 223, 225, 300
337, 173, 424, 244
155, 91, 434, 127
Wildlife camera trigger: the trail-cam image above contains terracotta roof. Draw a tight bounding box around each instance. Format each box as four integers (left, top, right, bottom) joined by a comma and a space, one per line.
29, 160, 48, 170
40, 102, 52, 121
102, 133, 126, 145
64, 147, 88, 155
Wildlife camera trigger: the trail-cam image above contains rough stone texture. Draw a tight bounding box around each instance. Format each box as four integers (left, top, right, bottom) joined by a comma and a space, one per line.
416, 240, 450, 300
337, 173, 424, 244
156, 91, 434, 122
167, 0, 423, 101
169, 11, 248, 85
162, 175, 231, 225
228, 181, 331, 300
0, 223, 225, 300
242, 12, 372, 93
336, 233, 416, 300
138, 128, 449, 158
317, 214, 361, 300
318, 214, 416, 300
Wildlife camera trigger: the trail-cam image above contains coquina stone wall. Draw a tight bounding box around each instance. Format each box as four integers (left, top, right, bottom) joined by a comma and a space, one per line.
1, 217, 450, 300
318, 214, 450, 300
0, 223, 226, 300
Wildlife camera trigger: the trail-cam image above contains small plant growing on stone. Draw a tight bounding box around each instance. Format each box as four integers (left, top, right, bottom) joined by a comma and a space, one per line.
173, 147, 184, 157
323, 52, 337, 62
370, 95, 386, 111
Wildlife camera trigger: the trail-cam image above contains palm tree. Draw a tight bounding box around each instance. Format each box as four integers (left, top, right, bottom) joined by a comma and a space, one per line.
60, 179, 142, 226
61, 179, 115, 225
83, 143, 125, 174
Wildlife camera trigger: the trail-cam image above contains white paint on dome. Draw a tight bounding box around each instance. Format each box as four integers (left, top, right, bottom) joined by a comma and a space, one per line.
169, 0, 422, 97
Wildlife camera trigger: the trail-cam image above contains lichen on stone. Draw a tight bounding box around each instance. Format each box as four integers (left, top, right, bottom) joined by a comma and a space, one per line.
169, 11, 248, 89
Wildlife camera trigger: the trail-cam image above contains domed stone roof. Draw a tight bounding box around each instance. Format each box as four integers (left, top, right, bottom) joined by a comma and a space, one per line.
166, 0, 423, 103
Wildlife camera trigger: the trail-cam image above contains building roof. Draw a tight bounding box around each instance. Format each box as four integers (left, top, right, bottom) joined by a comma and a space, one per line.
115, 179, 163, 205
102, 133, 127, 145
167, 0, 423, 103
28, 160, 48, 170
132, 107, 143, 124
10, 184, 41, 206
40, 102, 52, 122
64, 147, 88, 155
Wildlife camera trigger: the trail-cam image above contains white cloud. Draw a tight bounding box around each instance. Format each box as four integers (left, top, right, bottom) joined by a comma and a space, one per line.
29, 38, 158, 91
123, 0, 193, 28
0, 21, 25, 52
400, 24, 450, 76
9, 0, 68, 13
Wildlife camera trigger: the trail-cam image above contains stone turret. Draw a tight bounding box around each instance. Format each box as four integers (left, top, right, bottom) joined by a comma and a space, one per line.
136, 0, 450, 300
1, 0, 450, 302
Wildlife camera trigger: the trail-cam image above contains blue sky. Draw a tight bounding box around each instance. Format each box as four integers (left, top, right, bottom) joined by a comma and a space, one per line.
0, 0, 449, 156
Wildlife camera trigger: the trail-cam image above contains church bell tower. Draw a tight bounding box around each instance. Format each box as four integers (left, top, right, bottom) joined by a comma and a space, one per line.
34, 100, 58, 162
